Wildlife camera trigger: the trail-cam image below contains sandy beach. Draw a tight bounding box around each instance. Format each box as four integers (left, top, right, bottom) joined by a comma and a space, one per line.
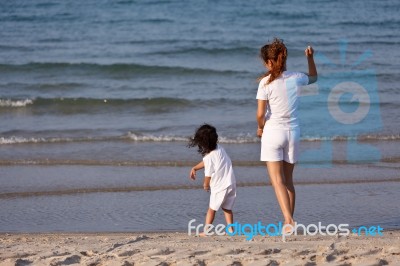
1, 1, 399, 266
1, 231, 399, 266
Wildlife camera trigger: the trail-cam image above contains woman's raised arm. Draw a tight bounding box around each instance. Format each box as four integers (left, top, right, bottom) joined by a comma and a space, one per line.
305, 46, 318, 84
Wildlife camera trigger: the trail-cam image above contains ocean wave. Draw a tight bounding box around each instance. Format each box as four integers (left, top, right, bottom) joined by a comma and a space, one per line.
140, 18, 174, 23
150, 46, 257, 56
4, 96, 390, 110
0, 44, 34, 52
0, 97, 191, 109
0, 97, 255, 114
1, 133, 399, 145
358, 134, 400, 141
125, 133, 259, 143
126, 132, 188, 142
0, 62, 242, 76
0, 99, 33, 107
0, 136, 72, 144
301, 134, 400, 141
335, 19, 400, 27
129, 133, 393, 143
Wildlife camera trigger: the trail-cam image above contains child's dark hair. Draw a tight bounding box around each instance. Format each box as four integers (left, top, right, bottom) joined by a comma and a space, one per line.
188, 124, 218, 156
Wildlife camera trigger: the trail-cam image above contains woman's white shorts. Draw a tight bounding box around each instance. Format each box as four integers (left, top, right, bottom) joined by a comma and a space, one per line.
209, 184, 236, 211
260, 127, 300, 163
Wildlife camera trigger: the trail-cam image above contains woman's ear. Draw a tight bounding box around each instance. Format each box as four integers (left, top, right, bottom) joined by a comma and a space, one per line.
267, 60, 273, 70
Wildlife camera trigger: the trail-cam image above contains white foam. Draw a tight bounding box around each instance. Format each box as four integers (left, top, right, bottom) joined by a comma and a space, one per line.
0, 136, 74, 145
0, 99, 34, 107
0, 136, 44, 144
126, 132, 188, 142
1, 133, 398, 145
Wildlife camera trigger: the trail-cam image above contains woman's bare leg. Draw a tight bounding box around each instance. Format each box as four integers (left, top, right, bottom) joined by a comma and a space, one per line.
267, 161, 294, 225
283, 161, 295, 216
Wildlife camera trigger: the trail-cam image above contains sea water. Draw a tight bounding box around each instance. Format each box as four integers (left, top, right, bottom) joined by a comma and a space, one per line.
0, 0, 399, 232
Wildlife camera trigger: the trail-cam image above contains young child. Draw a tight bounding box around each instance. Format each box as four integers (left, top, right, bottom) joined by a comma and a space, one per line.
188, 124, 236, 236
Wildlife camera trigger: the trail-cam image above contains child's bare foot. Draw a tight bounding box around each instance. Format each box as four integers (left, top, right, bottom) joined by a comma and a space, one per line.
198, 232, 207, 237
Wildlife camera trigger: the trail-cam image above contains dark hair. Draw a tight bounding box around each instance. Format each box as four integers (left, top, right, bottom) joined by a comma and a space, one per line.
187, 124, 218, 156
259, 38, 287, 84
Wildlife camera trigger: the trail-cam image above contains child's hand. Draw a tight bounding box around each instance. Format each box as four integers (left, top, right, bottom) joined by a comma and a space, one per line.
189, 168, 196, 180
305, 46, 314, 57
189, 161, 204, 180
203, 177, 211, 192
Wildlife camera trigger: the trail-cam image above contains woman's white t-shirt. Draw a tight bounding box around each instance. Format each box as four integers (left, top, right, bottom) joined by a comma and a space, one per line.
203, 145, 236, 193
256, 71, 308, 130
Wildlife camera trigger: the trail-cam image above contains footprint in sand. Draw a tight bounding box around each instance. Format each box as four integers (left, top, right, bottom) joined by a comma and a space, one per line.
189, 250, 210, 256
106, 235, 149, 253
49, 254, 81, 266
257, 248, 281, 255
117, 249, 140, 257
142, 247, 175, 257
210, 248, 246, 256
15, 259, 33, 266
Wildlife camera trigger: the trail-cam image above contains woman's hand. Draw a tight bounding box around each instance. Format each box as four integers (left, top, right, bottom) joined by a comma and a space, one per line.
257, 100, 267, 137
257, 128, 263, 138
305, 46, 314, 57
305, 45, 317, 83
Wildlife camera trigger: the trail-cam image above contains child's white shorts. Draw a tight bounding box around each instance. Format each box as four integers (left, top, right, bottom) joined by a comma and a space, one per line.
209, 184, 236, 211
261, 127, 300, 164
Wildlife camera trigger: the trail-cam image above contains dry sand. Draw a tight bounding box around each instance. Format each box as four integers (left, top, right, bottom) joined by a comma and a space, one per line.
0, 231, 399, 266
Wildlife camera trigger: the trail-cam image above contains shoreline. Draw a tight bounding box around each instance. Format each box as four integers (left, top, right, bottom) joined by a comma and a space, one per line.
1, 231, 399, 265
1, 178, 400, 200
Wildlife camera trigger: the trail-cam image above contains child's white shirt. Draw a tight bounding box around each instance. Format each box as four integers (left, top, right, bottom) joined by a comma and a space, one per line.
203, 144, 236, 193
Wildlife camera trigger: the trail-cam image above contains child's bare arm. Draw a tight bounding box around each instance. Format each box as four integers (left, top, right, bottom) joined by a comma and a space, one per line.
203, 176, 211, 192
189, 161, 204, 180
305, 46, 318, 84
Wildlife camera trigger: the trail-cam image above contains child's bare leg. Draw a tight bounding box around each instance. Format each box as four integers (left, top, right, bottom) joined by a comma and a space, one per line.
205, 208, 216, 225
222, 208, 234, 233
199, 208, 216, 236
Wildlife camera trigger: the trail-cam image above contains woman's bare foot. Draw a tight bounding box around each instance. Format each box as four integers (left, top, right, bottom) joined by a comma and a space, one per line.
282, 221, 295, 234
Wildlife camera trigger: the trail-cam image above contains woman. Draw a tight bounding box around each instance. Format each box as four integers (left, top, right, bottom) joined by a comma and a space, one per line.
256, 38, 317, 229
